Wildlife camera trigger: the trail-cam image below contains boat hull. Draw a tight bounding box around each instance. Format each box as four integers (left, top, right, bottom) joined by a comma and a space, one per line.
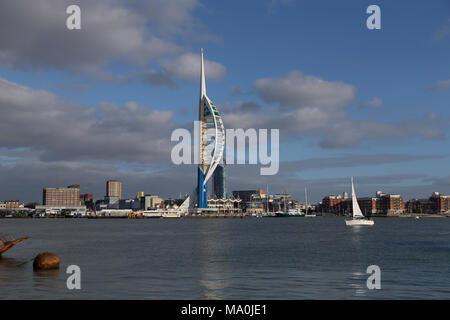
345, 219, 374, 226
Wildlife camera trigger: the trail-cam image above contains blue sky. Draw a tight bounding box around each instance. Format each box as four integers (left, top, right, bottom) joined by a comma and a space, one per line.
0, 0, 449, 203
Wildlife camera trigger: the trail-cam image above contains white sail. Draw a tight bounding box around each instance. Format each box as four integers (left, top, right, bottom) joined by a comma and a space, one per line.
351, 177, 364, 218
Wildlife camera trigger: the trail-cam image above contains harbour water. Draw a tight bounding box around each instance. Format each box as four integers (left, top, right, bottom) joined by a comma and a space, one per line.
0, 218, 449, 299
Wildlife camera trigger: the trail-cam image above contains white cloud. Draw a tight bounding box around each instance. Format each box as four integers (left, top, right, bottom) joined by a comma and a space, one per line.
0, 77, 178, 163
253, 70, 356, 109
0, 0, 220, 84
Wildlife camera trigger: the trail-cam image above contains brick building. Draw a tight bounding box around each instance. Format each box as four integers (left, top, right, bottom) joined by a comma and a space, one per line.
43, 185, 81, 206
406, 192, 450, 214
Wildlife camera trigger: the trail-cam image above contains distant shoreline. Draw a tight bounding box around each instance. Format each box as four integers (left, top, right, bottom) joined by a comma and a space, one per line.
0, 213, 449, 219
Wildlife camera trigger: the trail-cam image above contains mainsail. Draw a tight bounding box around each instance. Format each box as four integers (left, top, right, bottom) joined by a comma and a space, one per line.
351, 177, 364, 218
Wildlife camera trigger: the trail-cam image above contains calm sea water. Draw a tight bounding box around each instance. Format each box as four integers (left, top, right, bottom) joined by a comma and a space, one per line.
0, 217, 449, 299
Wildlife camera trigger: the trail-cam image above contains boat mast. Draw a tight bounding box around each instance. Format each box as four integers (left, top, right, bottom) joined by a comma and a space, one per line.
305, 187, 308, 215
284, 189, 288, 212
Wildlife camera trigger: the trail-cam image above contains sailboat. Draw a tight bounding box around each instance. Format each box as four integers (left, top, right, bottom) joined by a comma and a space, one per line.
345, 177, 374, 226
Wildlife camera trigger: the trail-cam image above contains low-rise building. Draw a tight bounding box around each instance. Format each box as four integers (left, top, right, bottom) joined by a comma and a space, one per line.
5, 200, 20, 209
142, 195, 163, 210
208, 197, 242, 214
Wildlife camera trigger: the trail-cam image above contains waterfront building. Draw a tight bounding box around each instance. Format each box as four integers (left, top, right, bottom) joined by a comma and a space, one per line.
213, 161, 227, 199
357, 197, 378, 215
80, 193, 93, 203
136, 191, 144, 199
406, 198, 430, 213
106, 180, 122, 200
232, 190, 262, 202
43, 185, 81, 206
141, 194, 163, 210
118, 198, 141, 210
429, 192, 450, 213
0, 202, 6, 209
104, 195, 119, 205
231, 189, 283, 214
406, 192, 450, 214
377, 193, 405, 214
4, 200, 20, 209
207, 197, 242, 214
321, 195, 347, 215
80, 193, 94, 211
163, 198, 186, 209
321, 190, 404, 215
272, 194, 292, 212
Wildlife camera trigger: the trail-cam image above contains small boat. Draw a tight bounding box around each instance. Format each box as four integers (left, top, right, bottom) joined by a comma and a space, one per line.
345, 177, 374, 226
162, 212, 181, 218
275, 210, 288, 217
142, 210, 162, 218
288, 208, 305, 216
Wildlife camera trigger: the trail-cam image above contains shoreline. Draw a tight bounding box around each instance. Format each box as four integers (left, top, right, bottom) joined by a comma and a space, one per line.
1, 213, 449, 219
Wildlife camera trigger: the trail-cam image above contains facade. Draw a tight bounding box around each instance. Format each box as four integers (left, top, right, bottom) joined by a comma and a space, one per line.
208, 197, 242, 214
213, 162, 227, 199
321, 190, 405, 215
196, 49, 225, 208
357, 197, 378, 215
104, 196, 119, 204
406, 198, 430, 213
231, 190, 298, 214
232, 190, 262, 202
43, 185, 81, 206
272, 194, 292, 212
406, 192, 450, 214
141, 194, 163, 210
163, 198, 186, 209
80, 193, 94, 211
429, 192, 450, 213
35, 205, 86, 216
106, 180, 122, 200
118, 199, 141, 210
136, 191, 144, 199
321, 195, 347, 215
4, 200, 20, 209
377, 194, 404, 214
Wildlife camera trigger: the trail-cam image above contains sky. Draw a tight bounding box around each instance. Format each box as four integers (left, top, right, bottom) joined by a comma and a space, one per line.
0, 0, 449, 204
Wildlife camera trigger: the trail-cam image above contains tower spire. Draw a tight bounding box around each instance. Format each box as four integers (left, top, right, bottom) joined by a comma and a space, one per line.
200, 48, 206, 97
